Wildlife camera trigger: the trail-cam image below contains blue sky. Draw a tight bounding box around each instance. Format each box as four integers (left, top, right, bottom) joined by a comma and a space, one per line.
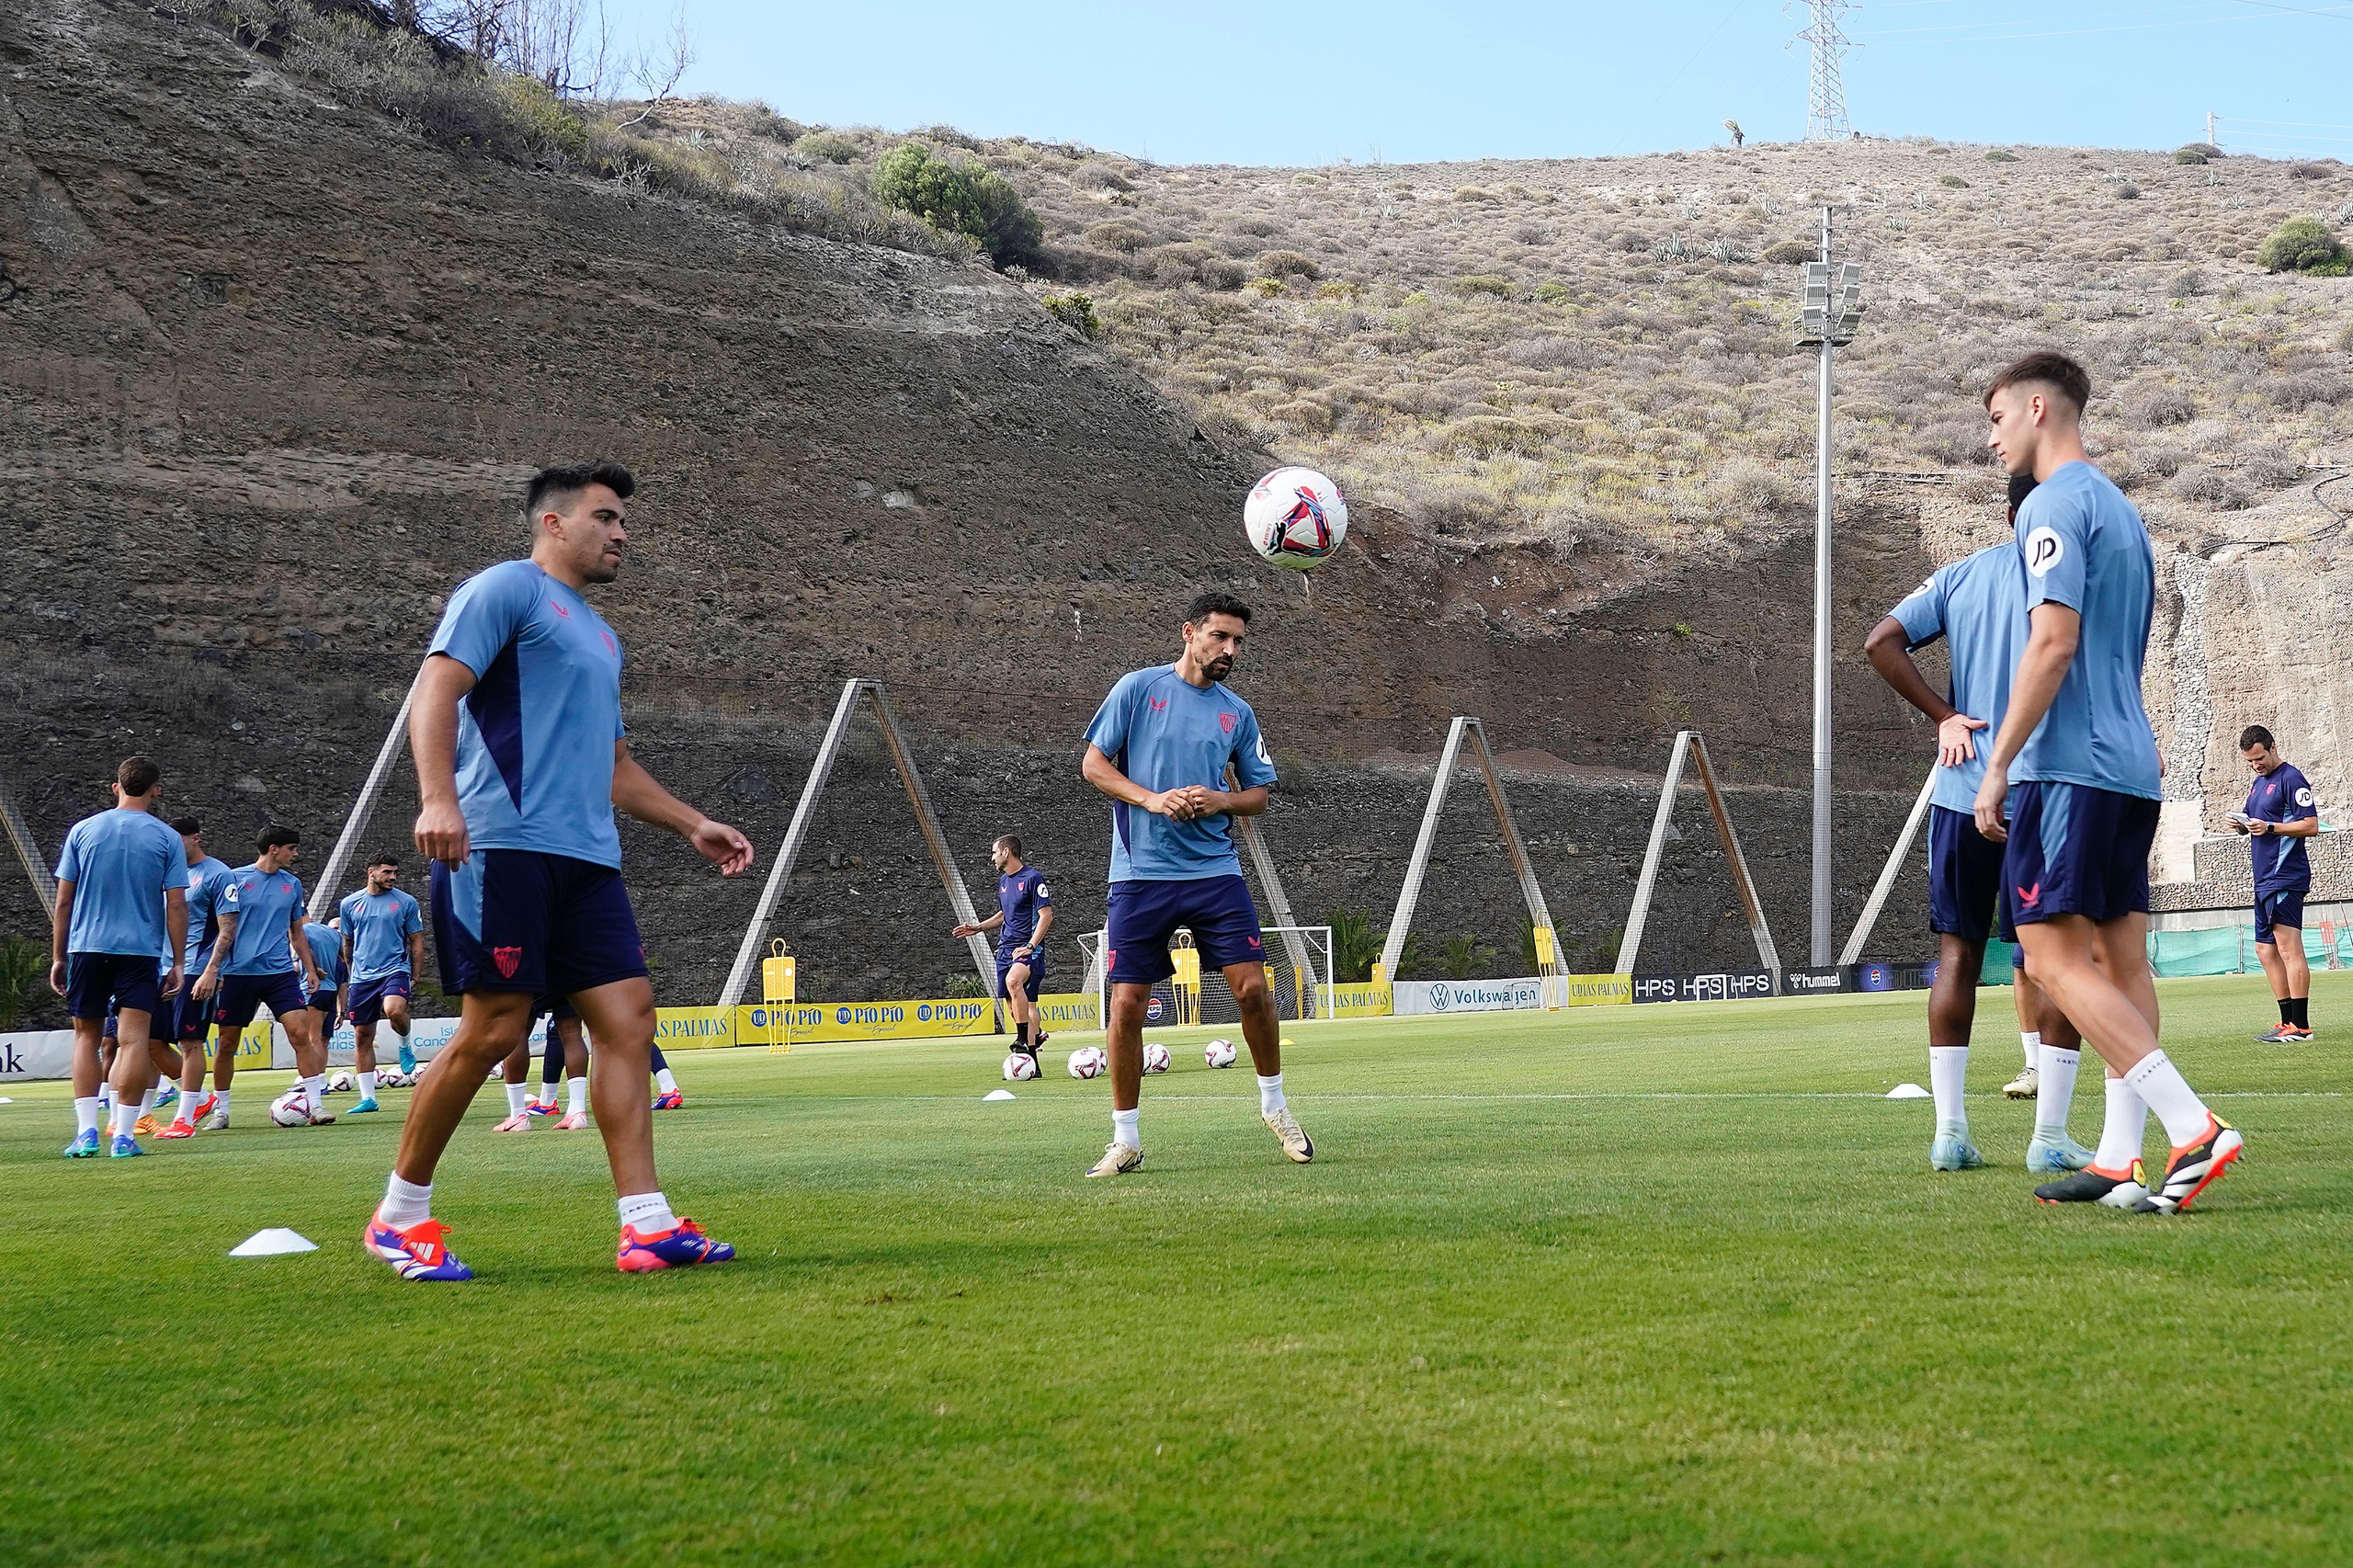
593, 2, 2353, 166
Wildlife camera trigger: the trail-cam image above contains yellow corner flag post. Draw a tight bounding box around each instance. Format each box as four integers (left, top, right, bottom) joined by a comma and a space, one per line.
763, 939, 796, 1055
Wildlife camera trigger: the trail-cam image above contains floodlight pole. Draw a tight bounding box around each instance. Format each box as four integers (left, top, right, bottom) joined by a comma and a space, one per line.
1810, 202, 1836, 967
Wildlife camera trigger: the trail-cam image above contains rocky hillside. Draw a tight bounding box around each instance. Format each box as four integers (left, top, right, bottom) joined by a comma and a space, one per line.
9, 0, 2340, 1028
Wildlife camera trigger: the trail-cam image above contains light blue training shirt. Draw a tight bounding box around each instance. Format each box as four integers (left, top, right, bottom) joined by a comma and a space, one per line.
1083, 665, 1279, 881
426, 559, 627, 869
2012, 461, 2162, 800
1888, 543, 2029, 815
339, 886, 424, 981
182, 854, 233, 970
217, 863, 307, 975
303, 922, 346, 992
54, 808, 188, 959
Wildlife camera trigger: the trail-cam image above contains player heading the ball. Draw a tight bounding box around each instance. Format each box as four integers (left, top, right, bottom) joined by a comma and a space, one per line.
1077, 591, 1313, 1176
366, 460, 755, 1281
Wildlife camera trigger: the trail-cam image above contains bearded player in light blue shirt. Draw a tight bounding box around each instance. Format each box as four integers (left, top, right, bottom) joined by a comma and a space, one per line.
1974, 350, 2242, 1216
1866, 476, 2091, 1179
369, 461, 754, 1282
1078, 591, 1309, 1178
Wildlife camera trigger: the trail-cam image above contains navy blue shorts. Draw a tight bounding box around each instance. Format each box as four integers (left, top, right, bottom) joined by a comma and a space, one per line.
997, 950, 1046, 1002
215, 970, 309, 1030
2256, 887, 2307, 946
2002, 782, 2158, 930
534, 994, 578, 1022
307, 989, 341, 1032
432, 848, 647, 999
172, 985, 215, 1043
66, 953, 161, 1022
1927, 806, 2010, 945
1106, 875, 1266, 985
349, 972, 411, 1025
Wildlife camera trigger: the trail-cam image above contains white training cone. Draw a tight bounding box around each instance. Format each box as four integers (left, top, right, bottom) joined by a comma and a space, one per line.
229, 1228, 318, 1257
1885, 1083, 1932, 1100
983, 1088, 1017, 1102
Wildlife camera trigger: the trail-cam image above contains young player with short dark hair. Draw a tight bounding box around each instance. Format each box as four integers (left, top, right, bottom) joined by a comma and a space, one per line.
49, 756, 188, 1157
1864, 471, 2093, 1176
341, 853, 426, 1108
194, 825, 329, 1127
367, 460, 754, 1280
2233, 724, 2320, 1041
1974, 349, 2242, 1214
1077, 591, 1309, 1177
952, 834, 1055, 1072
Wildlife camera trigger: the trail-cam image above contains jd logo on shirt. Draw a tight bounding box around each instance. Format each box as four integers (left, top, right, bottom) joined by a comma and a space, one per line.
2023, 526, 2064, 577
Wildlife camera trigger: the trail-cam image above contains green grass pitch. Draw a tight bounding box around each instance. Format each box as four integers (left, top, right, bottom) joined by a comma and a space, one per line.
4, 973, 2349, 1565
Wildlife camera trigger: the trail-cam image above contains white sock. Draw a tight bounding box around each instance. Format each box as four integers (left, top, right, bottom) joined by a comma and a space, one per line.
380, 1173, 432, 1228
111, 1096, 138, 1137
1928, 1045, 1970, 1133
1112, 1107, 1140, 1150
2093, 1075, 2147, 1170
138, 1087, 157, 1117
566, 1076, 587, 1116
654, 1067, 679, 1095
2019, 1030, 2041, 1072
2123, 1050, 2212, 1147
97, 1084, 113, 1112
74, 1096, 100, 1136
358, 1070, 377, 1098
505, 1082, 529, 1117
213, 1089, 231, 1119
1257, 1072, 1287, 1115
619, 1190, 676, 1233
301, 1075, 326, 1115
2032, 1046, 2081, 1140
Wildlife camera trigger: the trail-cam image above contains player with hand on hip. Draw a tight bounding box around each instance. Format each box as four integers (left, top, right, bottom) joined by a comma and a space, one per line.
2234, 724, 2320, 1042
195, 825, 331, 1127
1974, 351, 2242, 1215
1077, 591, 1308, 1177
1865, 472, 2093, 1176
952, 835, 1055, 1074
367, 461, 754, 1281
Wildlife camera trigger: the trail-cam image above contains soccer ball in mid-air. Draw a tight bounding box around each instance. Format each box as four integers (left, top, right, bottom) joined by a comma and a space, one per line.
326, 1070, 355, 1094
1067, 1047, 1108, 1079
1203, 1039, 1238, 1069
270, 1089, 313, 1127
1244, 466, 1347, 571
1142, 1041, 1170, 1074
1002, 1051, 1040, 1082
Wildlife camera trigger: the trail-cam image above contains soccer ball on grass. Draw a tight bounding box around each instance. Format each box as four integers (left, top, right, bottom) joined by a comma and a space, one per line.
326, 1070, 355, 1094
1244, 466, 1347, 571
1142, 1041, 1170, 1074
1203, 1039, 1238, 1069
1002, 1051, 1040, 1082
1067, 1046, 1108, 1080
270, 1089, 313, 1127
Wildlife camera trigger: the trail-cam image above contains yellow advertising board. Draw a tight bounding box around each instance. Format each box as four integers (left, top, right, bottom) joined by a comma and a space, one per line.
733, 998, 998, 1044
1325, 983, 1393, 1018
654, 1006, 738, 1051
1555, 973, 1631, 1007
1037, 992, 1100, 1030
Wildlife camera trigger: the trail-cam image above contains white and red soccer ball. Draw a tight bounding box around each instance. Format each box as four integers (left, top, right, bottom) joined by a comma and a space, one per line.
270, 1089, 313, 1127
1002, 1051, 1040, 1082
1067, 1046, 1108, 1080
1203, 1039, 1238, 1069
1244, 466, 1347, 571
1142, 1041, 1171, 1074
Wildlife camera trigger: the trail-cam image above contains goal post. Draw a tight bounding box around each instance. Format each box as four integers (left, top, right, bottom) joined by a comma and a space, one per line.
1083, 925, 1336, 1029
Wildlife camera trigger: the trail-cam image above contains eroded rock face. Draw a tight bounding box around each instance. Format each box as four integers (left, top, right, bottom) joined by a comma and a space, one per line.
1, 0, 1950, 1012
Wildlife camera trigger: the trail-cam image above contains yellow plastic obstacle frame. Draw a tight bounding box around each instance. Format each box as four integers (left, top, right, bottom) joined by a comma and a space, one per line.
763, 939, 796, 1055
1171, 938, 1201, 1028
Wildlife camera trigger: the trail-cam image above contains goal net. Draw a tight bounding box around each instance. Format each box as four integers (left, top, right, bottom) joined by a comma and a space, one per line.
1079, 926, 1336, 1028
